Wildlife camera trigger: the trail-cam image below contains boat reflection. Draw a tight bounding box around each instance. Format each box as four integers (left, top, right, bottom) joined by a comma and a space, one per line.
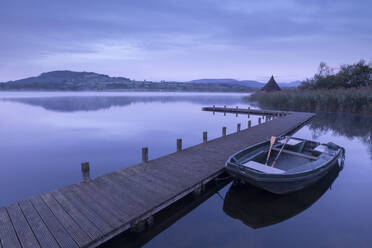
223, 164, 341, 229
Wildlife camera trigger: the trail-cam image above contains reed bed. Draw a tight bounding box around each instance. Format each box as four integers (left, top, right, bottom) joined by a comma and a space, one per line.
248, 87, 372, 114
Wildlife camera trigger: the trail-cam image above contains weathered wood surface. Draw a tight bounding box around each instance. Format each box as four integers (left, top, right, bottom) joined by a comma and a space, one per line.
0, 111, 314, 248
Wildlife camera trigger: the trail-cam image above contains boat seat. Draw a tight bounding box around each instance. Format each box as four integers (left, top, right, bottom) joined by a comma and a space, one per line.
279, 139, 302, 146
242, 161, 285, 174
272, 148, 318, 160
314, 145, 328, 153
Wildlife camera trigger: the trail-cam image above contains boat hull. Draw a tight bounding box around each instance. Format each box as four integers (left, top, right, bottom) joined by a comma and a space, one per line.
226, 150, 342, 194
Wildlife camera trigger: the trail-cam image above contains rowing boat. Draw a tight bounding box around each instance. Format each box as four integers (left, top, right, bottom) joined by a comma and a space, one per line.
225, 136, 345, 194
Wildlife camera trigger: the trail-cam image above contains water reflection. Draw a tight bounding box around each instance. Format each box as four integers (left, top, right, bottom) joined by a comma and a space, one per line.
223, 165, 341, 229
0, 93, 249, 112
308, 112, 372, 159
1, 92, 371, 247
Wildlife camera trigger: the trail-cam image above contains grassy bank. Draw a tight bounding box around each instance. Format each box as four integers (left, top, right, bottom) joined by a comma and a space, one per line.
247, 86, 372, 114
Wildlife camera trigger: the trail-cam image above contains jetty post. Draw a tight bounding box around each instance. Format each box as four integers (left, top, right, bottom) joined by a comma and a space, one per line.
237, 123, 241, 132
222, 127, 226, 137
177, 138, 182, 152
142, 147, 149, 162
203, 131, 208, 143
248, 120, 252, 128
81, 162, 91, 182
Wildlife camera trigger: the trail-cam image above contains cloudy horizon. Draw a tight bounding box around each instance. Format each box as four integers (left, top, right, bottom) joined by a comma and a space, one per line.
1, 0, 371, 83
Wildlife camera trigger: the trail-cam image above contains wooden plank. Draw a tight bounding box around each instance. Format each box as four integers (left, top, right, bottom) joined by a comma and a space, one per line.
68, 185, 123, 230
101, 174, 150, 206
153, 156, 206, 179
31, 196, 79, 248
162, 151, 224, 176
77, 183, 130, 223
87, 178, 142, 218
145, 159, 202, 187
18, 200, 59, 248
40, 192, 92, 247
140, 159, 200, 187
106, 173, 165, 207
52, 189, 102, 241
0, 207, 21, 248
93, 177, 146, 216
127, 164, 188, 190
60, 186, 115, 234
6, 203, 40, 248
122, 165, 187, 201
272, 148, 318, 160
118, 168, 175, 196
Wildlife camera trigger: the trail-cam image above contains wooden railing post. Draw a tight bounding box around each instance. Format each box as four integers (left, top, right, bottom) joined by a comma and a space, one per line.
203, 131, 208, 143
142, 147, 148, 163
222, 127, 226, 137
177, 138, 182, 152
81, 162, 90, 182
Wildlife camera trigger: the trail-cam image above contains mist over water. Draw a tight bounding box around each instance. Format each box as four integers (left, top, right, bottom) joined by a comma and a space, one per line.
0, 92, 255, 206
1, 92, 371, 247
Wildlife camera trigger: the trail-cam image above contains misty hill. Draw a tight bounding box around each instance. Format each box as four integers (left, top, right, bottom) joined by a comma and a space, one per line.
0, 71, 255, 92
188, 78, 300, 88
188, 79, 264, 88
1, 71, 131, 89
279, 81, 301, 88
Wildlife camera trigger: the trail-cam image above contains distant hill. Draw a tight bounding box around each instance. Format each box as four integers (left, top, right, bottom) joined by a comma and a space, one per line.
0, 71, 131, 89
188, 78, 301, 88
0, 71, 255, 92
279, 81, 301, 88
188, 78, 263, 88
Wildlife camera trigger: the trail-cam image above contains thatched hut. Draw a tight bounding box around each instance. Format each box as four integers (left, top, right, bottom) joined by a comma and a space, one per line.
261, 76, 281, 92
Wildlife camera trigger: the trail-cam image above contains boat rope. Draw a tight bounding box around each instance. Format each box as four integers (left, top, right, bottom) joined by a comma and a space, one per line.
214, 175, 232, 181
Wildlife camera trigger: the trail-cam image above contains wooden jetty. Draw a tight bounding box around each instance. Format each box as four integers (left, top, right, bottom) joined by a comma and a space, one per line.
0, 107, 314, 248
202, 105, 288, 116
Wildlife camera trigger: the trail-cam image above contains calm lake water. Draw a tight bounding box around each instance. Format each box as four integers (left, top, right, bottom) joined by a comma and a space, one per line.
1, 92, 371, 247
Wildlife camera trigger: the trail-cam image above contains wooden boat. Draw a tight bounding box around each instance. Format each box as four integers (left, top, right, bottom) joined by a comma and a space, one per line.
225, 136, 345, 194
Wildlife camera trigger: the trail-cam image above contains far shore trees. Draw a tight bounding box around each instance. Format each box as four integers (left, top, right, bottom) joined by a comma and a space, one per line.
300, 60, 372, 90
250, 60, 372, 114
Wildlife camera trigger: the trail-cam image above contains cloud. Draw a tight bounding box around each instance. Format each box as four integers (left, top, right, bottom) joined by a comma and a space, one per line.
0, 0, 371, 81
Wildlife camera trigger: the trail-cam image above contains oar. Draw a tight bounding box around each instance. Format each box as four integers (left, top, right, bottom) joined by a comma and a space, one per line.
271, 137, 290, 168
265, 136, 276, 165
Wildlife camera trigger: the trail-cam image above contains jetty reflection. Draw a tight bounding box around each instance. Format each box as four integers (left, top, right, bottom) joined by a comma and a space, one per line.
223, 165, 341, 229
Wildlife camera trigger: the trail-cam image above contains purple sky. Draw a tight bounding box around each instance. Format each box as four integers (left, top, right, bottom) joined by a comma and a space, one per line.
1, 0, 371, 82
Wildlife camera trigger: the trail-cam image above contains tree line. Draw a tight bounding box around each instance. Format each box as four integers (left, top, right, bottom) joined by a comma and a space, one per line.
300, 60, 372, 89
